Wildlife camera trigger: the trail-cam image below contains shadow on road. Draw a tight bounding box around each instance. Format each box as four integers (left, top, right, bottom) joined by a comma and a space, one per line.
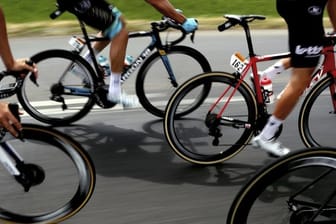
57, 120, 272, 188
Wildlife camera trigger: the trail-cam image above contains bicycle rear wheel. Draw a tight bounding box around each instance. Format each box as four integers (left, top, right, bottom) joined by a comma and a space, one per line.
136, 45, 211, 118
298, 75, 336, 147
0, 123, 95, 223
227, 147, 336, 224
17, 49, 97, 126
164, 72, 257, 165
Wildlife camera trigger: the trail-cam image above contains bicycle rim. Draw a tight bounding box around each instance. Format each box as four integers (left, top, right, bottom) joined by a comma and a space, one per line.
227, 147, 336, 224
164, 72, 257, 165
18, 50, 96, 126
0, 124, 95, 223
136, 45, 211, 118
299, 75, 336, 147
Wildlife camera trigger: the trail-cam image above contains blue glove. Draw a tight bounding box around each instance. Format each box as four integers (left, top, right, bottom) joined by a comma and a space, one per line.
181, 18, 198, 33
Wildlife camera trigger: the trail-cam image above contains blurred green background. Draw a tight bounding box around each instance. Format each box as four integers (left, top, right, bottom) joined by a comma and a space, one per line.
2, 0, 278, 23
2, 0, 333, 36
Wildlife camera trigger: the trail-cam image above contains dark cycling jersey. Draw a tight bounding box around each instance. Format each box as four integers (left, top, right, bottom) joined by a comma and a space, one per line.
276, 0, 328, 68
57, 0, 115, 31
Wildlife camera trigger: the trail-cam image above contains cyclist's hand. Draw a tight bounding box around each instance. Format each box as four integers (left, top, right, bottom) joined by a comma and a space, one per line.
0, 102, 22, 137
9, 58, 38, 79
10, 58, 37, 73
181, 18, 198, 33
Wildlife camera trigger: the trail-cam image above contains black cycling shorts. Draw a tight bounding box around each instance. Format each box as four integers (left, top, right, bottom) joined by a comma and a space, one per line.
58, 0, 115, 31
276, 0, 328, 68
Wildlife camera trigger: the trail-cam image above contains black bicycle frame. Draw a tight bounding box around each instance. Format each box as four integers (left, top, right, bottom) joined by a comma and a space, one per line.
72, 19, 183, 90
121, 23, 179, 86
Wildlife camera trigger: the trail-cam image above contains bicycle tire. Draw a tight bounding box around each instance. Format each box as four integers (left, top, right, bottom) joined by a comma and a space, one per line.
0, 123, 95, 223
136, 45, 212, 118
17, 49, 97, 126
227, 147, 336, 224
164, 72, 257, 165
298, 74, 336, 147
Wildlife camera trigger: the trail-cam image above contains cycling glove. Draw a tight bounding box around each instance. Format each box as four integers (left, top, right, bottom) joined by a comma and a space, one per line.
181, 18, 198, 33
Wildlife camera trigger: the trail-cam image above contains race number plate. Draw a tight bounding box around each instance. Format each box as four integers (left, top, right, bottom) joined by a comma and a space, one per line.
230, 52, 247, 73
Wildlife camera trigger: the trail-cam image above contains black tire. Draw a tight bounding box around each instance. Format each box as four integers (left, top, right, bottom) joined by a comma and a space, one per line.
0, 123, 95, 223
298, 74, 336, 147
227, 147, 336, 224
164, 72, 257, 165
17, 49, 97, 126
135, 45, 211, 118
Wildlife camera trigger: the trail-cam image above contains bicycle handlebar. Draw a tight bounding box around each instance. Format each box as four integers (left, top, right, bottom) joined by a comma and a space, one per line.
50, 5, 65, 20
151, 16, 197, 45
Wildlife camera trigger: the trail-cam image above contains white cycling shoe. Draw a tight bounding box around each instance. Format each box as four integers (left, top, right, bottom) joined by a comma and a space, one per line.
107, 92, 139, 109
251, 135, 290, 157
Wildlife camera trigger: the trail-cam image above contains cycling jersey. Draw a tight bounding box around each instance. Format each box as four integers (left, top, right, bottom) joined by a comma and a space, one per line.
276, 0, 328, 68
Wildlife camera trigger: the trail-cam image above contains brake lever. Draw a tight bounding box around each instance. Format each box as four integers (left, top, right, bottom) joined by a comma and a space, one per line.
25, 60, 39, 87
8, 103, 24, 141
190, 31, 195, 43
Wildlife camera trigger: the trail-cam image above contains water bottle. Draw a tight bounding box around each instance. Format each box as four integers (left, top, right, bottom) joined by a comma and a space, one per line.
98, 55, 111, 77
260, 77, 274, 104
68, 36, 85, 52
124, 55, 134, 67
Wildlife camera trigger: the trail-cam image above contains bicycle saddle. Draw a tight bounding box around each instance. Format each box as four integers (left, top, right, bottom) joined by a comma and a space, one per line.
218, 14, 266, 31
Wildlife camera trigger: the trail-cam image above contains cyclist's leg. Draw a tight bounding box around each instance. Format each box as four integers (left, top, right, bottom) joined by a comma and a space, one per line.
83, 32, 110, 63
263, 57, 291, 80
252, 0, 326, 157
274, 68, 313, 119
74, 3, 138, 108
106, 14, 139, 108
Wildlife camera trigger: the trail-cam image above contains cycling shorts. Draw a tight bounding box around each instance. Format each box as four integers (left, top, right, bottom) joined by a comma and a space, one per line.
58, 0, 123, 38
276, 0, 328, 68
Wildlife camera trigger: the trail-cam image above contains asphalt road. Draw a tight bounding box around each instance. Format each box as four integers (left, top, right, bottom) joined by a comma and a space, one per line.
3, 29, 327, 223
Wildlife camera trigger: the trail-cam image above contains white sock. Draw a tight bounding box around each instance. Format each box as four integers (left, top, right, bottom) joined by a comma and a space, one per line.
261, 61, 285, 80
108, 72, 121, 100
259, 115, 283, 141
83, 49, 98, 64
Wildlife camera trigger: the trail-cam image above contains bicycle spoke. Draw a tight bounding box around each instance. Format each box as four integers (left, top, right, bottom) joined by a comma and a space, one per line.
164, 72, 256, 165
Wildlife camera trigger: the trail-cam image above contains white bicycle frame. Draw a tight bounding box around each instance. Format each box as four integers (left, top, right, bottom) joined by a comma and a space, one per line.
0, 136, 23, 176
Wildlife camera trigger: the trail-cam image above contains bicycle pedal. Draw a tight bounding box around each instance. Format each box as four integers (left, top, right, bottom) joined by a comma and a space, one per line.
95, 86, 116, 109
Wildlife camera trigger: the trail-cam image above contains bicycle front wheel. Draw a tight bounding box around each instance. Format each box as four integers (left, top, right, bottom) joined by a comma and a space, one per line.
136, 45, 211, 118
17, 49, 97, 126
0, 123, 95, 223
227, 147, 336, 224
164, 72, 257, 165
298, 75, 336, 147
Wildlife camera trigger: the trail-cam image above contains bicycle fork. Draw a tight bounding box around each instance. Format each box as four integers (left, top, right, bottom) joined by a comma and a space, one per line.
158, 53, 178, 87
0, 139, 45, 192
120, 46, 178, 87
